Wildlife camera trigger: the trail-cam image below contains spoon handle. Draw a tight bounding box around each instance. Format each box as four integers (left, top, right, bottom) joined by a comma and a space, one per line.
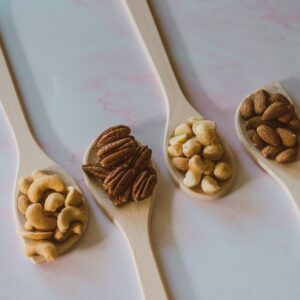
124, 0, 194, 117
0, 41, 41, 158
121, 223, 169, 300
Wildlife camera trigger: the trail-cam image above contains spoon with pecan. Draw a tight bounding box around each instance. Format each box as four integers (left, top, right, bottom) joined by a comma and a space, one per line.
123, 0, 236, 199
83, 125, 168, 300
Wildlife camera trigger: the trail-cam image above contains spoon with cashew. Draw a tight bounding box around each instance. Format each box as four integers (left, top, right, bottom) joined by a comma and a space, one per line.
0, 42, 88, 263
236, 82, 300, 210
124, 0, 236, 199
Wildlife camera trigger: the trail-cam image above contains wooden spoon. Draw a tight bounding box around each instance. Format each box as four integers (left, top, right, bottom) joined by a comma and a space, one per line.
124, 0, 236, 199
0, 42, 88, 264
235, 82, 300, 208
83, 141, 168, 300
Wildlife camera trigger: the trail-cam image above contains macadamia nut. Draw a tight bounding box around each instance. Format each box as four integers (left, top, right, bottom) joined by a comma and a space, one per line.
168, 144, 183, 157
183, 170, 201, 187
214, 162, 232, 180
182, 138, 201, 158
193, 120, 217, 145
202, 143, 224, 160
169, 134, 188, 145
173, 157, 189, 171
174, 123, 193, 137
201, 176, 220, 194
187, 116, 204, 126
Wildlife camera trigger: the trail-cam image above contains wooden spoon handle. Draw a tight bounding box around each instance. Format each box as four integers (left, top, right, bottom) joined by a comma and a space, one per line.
124, 0, 193, 116
0, 41, 40, 156
123, 226, 169, 300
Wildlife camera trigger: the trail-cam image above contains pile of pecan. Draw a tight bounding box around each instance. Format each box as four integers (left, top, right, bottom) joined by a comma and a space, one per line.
82, 125, 157, 206
240, 90, 300, 163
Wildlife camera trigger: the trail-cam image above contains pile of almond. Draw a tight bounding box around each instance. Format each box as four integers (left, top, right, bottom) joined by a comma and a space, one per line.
240, 90, 300, 163
168, 117, 232, 195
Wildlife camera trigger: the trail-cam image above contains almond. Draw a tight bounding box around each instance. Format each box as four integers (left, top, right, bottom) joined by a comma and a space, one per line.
257, 125, 280, 146
262, 102, 288, 121
276, 148, 297, 164
276, 128, 297, 147
261, 145, 284, 159
240, 96, 254, 119
277, 104, 295, 123
245, 116, 280, 130
288, 117, 300, 132
269, 93, 290, 104
253, 90, 268, 115
247, 129, 265, 149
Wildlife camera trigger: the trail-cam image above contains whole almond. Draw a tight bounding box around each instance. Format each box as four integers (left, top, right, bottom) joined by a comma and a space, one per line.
240, 96, 254, 119
277, 104, 295, 123
276, 148, 297, 164
261, 145, 284, 159
288, 117, 300, 132
248, 129, 265, 149
253, 90, 268, 115
269, 93, 290, 104
262, 102, 288, 121
276, 128, 297, 147
257, 125, 280, 146
245, 116, 280, 130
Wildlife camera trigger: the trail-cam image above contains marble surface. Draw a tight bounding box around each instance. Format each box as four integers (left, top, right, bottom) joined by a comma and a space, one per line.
1, 0, 300, 299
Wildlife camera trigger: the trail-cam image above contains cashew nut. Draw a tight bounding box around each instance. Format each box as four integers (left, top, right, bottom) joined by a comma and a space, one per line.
26, 203, 57, 231
18, 177, 33, 194
18, 230, 53, 240
54, 222, 83, 242
65, 187, 82, 207
174, 123, 193, 137
44, 193, 65, 212
28, 175, 66, 202
31, 170, 47, 180
24, 240, 57, 262
24, 221, 34, 231
17, 195, 31, 215
58, 207, 86, 233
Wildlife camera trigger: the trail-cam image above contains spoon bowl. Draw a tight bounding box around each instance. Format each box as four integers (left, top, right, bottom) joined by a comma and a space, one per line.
0, 42, 88, 264
235, 81, 300, 209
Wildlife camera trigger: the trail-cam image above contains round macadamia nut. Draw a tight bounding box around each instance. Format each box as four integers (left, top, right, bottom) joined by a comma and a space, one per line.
214, 162, 232, 180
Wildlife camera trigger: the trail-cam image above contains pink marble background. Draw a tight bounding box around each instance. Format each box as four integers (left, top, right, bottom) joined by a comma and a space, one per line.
1, 0, 300, 299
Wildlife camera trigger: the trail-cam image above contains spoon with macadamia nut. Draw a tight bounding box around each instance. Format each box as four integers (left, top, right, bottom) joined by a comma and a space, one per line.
235, 82, 300, 211
124, 0, 236, 199
0, 43, 88, 263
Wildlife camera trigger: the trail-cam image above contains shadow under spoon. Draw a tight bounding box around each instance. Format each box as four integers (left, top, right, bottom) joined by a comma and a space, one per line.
0, 41, 88, 263
123, 0, 236, 199
235, 81, 300, 211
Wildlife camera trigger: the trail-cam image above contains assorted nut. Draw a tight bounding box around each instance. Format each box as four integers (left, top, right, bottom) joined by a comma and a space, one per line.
168, 117, 232, 195
240, 90, 299, 163
82, 125, 157, 206
17, 170, 88, 263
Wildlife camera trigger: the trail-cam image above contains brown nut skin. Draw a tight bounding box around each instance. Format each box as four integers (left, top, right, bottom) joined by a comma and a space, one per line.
240, 96, 254, 119
257, 125, 280, 146
276, 148, 297, 164
262, 102, 288, 121
261, 145, 284, 159
253, 90, 268, 115
288, 117, 300, 132
247, 129, 265, 150
276, 128, 297, 147
95, 125, 131, 148
269, 93, 290, 104
277, 105, 295, 123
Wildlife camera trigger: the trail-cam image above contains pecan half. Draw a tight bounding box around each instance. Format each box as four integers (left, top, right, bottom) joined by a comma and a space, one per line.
127, 145, 152, 173
97, 137, 138, 168
95, 125, 131, 148
132, 167, 157, 201
103, 164, 136, 198
113, 186, 132, 206
82, 164, 111, 179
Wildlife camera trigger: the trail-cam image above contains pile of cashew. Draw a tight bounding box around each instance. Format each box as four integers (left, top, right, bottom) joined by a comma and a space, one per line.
17, 170, 88, 263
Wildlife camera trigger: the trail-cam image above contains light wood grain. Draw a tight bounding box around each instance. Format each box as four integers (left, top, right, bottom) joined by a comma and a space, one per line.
0, 41, 88, 264
83, 141, 168, 300
124, 0, 236, 200
235, 82, 300, 211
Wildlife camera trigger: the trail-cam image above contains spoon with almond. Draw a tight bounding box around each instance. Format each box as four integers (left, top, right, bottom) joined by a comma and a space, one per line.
0, 42, 88, 263
124, 0, 236, 199
235, 81, 300, 208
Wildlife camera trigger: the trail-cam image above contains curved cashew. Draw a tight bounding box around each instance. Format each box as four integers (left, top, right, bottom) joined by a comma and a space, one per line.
44, 193, 65, 212
24, 240, 57, 262
65, 187, 82, 207
18, 230, 53, 240
26, 203, 57, 231
31, 170, 47, 180
54, 222, 83, 242
57, 207, 86, 233
24, 221, 34, 231
28, 175, 66, 202
18, 177, 33, 194
17, 195, 31, 215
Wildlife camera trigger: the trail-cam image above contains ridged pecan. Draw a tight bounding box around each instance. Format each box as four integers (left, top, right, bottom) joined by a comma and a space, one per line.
103, 164, 136, 198
132, 167, 157, 201
97, 137, 138, 168
82, 164, 111, 179
126, 145, 152, 173
113, 186, 132, 206
95, 125, 131, 147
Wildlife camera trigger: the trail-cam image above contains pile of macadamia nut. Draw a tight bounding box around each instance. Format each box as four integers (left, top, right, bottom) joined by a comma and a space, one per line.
17, 170, 88, 263
168, 117, 232, 194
